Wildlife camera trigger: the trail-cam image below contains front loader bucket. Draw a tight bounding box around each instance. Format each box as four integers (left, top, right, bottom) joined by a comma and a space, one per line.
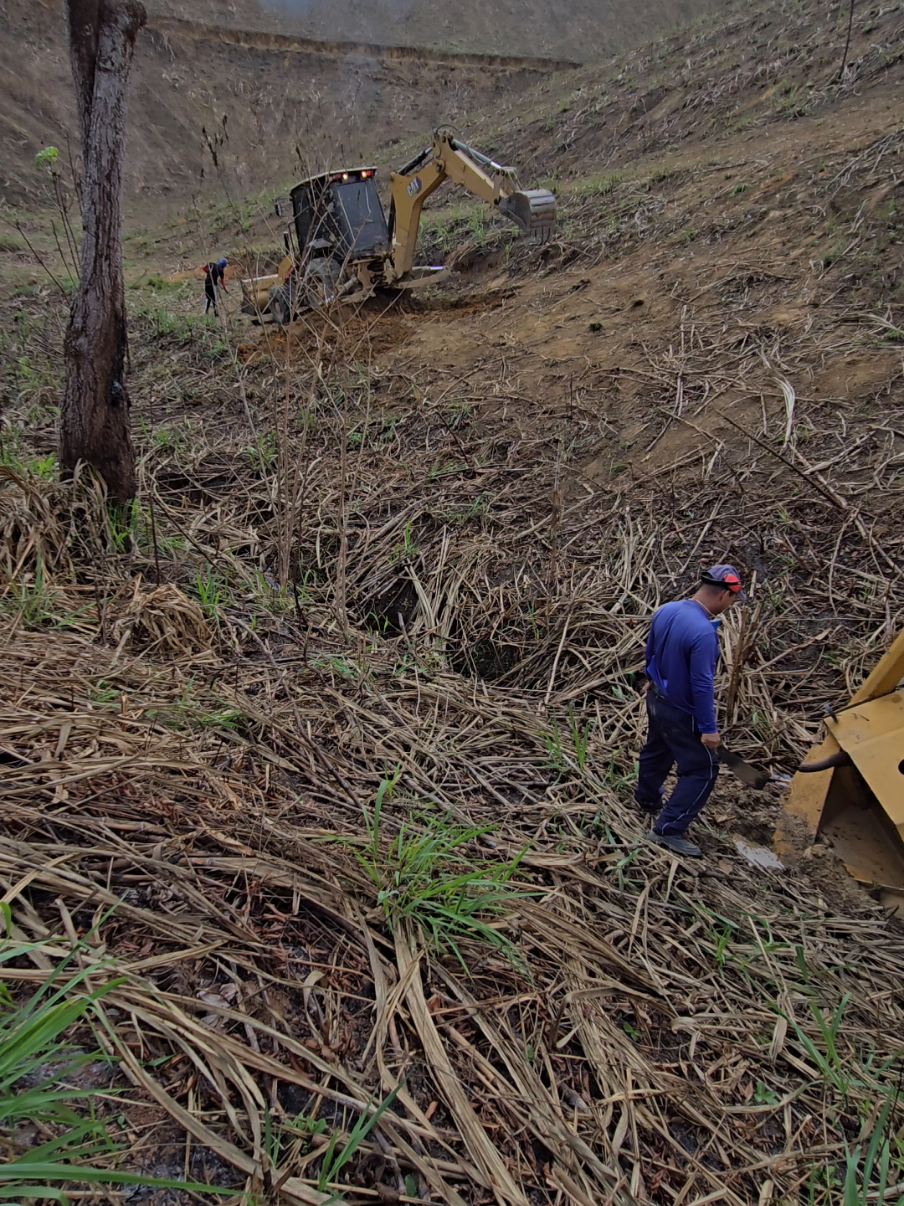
499, 188, 556, 240
240, 273, 280, 316
776, 626, 904, 905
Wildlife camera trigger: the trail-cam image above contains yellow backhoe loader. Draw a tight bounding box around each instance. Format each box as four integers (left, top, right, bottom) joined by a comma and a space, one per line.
778, 627, 904, 906
241, 130, 555, 323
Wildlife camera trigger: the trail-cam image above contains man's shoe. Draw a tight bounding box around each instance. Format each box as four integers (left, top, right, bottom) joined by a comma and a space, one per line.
651, 831, 701, 858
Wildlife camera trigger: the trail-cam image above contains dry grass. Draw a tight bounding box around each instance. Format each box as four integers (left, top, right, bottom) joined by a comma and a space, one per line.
1, 270, 903, 1202
2, 0, 904, 1197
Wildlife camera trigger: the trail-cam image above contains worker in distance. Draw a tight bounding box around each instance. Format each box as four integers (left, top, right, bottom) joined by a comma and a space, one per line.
202, 256, 229, 317
635, 565, 747, 857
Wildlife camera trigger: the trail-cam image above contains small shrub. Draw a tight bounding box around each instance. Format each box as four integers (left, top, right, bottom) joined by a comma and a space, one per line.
332, 771, 532, 971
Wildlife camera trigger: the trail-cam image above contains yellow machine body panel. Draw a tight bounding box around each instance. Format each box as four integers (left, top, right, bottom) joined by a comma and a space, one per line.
239, 256, 294, 315
779, 628, 904, 894
780, 732, 841, 831
827, 692, 904, 824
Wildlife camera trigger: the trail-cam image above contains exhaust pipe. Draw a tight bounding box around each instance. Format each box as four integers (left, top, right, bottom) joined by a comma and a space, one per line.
796, 750, 854, 773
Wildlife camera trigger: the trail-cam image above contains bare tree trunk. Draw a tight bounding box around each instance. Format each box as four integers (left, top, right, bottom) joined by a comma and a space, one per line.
838, 0, 856, 81
61, 0, 145, 504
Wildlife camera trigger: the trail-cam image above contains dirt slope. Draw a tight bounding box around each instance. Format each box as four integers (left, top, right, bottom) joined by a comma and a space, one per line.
146, 0, 719, 63
377, 0, 904, 494
0, 0, 721, 210
0, 0, 560, 209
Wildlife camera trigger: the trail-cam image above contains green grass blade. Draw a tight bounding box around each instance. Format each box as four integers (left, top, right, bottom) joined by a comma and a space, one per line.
877, 1140, 891, 1204
0, 1087, 90, 1124
0, 1163, 233, 1192
0, 1188, 67, 1201
9, 1118, 117, 1164
842, 1145, 861, 1206
320, 1083, 402, 1190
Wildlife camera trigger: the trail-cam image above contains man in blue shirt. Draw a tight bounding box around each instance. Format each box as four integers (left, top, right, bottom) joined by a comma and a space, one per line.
636, 564, 747, 857
202, 257, 229, 317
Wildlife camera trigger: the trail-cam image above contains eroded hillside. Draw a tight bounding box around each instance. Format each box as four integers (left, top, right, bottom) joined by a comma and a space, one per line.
0, 0, 561, 208
1, 0, 903, 1203
145, 0, 718, 63
0, 0, 725, 210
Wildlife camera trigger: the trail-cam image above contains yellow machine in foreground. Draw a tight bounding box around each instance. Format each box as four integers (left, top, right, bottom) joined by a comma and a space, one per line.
241, 130, 556, 322
779, 628, 904, 904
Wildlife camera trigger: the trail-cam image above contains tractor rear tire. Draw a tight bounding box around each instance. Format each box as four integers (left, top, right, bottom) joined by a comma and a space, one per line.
304, 259, 341, 310
271, 280, 298, 328
272, 294, 290, 328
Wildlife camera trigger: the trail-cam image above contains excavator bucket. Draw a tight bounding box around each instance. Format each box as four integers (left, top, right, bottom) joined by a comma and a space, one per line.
777, 627, 904, 906
498, 188, 557, 240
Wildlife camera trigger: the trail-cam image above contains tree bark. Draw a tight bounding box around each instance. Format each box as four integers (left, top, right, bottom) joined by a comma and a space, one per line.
837, 0, 856, 80
61, 0, 145, 504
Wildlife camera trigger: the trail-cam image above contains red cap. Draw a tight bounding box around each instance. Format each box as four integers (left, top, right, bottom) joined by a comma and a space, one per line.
702, 564, 747, 600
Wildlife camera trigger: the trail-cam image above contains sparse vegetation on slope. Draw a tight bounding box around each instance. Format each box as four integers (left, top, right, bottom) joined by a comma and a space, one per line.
143, 0, 720, 64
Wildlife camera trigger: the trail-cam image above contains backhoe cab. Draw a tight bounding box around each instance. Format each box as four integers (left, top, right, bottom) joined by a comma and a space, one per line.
269, 167, 389, 323
241, 132, 556, 323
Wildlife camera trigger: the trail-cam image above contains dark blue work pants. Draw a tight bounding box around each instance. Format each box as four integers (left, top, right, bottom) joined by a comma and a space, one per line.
635, 692, 719, 836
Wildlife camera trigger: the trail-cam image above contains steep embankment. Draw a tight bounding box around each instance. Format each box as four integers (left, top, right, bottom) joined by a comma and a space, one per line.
396, 0, 904, 492
0, 0, 564, 209
0, 0, 728, 209
145, 0, 719, 63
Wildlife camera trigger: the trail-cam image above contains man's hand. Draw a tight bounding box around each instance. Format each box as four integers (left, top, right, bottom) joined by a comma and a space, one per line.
701, 731, 721, 749
643, 679, 651, 696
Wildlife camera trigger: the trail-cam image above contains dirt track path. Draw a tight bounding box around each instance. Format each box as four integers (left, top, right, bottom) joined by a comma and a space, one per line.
148, 13, 579, 72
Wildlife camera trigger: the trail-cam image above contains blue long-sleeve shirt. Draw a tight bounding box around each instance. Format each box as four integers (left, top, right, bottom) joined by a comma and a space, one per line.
644, 599, 720, 733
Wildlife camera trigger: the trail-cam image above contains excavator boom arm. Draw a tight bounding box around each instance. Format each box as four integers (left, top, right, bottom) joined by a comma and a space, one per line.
387, 132, 555, 282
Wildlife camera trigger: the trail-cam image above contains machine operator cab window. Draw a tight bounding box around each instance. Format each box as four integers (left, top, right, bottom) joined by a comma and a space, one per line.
290, 169, 389, 264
